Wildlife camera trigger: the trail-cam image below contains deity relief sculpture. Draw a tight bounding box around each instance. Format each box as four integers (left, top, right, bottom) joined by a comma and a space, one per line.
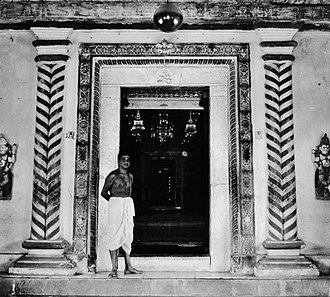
312, 133, 330, 200
0, 134, 17, 200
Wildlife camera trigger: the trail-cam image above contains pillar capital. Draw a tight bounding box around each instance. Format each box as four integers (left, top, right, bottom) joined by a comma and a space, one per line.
31, 27, 73, 41
31, 27, 73, 60
256, 28, 298, 42
257, 28, 298, 56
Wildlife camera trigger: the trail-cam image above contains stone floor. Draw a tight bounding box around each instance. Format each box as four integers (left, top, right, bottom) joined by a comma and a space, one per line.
1, 271, 330, 297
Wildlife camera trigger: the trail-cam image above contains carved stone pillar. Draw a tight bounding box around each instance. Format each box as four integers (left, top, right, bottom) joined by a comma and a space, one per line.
254, 28, 319, 277
9, 28, 75, 275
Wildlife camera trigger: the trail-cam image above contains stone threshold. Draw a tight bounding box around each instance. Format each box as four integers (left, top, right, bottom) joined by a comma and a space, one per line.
0, 271, 326, 279
1, 272, 330, 297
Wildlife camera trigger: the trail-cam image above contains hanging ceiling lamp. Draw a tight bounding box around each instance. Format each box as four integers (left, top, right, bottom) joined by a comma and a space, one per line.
153, 2, 183, 33
130, 110, 145, 142
183, 111, 197, 143
151, 113, 174, 143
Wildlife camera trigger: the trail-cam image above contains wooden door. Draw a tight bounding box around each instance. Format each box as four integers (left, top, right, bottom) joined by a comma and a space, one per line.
144, 153, 182, 210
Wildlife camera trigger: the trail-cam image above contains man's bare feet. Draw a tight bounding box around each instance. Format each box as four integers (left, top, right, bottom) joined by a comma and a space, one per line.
124, 267, 143, 274
108, 270, 118, 278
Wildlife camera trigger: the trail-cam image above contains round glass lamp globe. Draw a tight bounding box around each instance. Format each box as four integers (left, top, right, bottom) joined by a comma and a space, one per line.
153, 3, 183, 33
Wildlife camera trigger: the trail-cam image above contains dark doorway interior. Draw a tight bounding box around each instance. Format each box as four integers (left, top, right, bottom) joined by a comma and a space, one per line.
120, 92, 209, 256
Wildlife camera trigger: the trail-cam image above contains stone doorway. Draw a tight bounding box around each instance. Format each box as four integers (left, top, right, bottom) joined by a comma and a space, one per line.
73, 42, 253, 273
120, 87, 209, 255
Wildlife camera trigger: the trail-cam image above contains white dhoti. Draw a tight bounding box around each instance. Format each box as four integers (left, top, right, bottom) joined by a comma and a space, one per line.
107, 197, 135, 254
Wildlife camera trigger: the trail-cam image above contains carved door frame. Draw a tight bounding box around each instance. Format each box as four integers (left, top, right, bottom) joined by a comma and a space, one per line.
73, 41, 254, 273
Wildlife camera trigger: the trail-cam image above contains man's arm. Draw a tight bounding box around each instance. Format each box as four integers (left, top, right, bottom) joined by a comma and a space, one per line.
129, 173, 133, 197
101, 173, 116, 201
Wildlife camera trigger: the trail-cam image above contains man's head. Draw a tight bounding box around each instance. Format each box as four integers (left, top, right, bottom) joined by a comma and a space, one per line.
117, 151, 131, 170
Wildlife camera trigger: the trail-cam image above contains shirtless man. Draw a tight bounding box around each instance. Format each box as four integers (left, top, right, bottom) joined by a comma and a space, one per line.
101, 152, 142, 278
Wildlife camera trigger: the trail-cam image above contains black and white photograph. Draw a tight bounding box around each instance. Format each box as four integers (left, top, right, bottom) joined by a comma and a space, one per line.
0, 1, 330, 296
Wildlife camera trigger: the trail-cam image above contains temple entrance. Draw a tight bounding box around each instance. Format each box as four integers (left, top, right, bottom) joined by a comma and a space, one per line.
120, 88, 209, 255
92, 53, 251, 272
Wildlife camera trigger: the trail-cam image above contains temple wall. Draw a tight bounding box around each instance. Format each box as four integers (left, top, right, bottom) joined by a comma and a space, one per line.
294, 32, 330, 255
0, 29, 330, 272
0, 30, 36, 270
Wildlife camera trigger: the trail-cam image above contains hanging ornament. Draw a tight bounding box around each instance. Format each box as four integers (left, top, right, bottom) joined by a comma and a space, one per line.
130, 110, 145, 142
183, 111, 197, 143
153, 2, 183, 33
151, 113, 174, 143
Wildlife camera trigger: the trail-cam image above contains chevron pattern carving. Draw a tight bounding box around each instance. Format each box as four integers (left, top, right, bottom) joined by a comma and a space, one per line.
31, 62, 65, 240
264, 57, 298, 241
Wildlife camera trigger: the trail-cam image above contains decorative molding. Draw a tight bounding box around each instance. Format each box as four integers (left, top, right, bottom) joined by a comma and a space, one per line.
260, 41, 298, 48
257, 28, 299, 42
156, 68, 173, 85
75, 42, 253, 273
124, 86, 207, 100
123, 87, 207, 110
31, 27, 72, 59
33, 45, 71, 60
262, 54, 295, 61
31, 27, 73, 41
33, 40, 72, 47
155, 40, 177, 56
34, 55, 70, 63
258, 30, 298, 56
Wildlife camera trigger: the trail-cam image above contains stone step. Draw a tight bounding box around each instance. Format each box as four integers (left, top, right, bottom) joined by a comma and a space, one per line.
8, 266, 75, 276
257, 255, 312, 265
135, 221, 206, 227
15, 256, 65, 264
8, 254, 76, 276
254, 255, 319, 277
0, 272, 328, 296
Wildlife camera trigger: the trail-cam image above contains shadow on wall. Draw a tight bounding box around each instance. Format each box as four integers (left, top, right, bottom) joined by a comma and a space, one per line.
301, 242, 330, 276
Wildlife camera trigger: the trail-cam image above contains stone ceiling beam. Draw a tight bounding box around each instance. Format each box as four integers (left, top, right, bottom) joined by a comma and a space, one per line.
0, 1, 330, 30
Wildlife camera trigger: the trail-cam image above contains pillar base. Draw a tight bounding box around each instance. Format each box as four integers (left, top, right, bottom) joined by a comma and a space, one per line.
8, 239, 76, 276
254, 240, 319, 277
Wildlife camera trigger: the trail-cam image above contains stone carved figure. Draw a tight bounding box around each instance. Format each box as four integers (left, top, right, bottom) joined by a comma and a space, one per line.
0, 134, 17, 200
312, 133, 330, 200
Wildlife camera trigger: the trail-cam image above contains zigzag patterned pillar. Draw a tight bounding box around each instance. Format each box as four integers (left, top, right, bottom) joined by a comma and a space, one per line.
10, 28, 74, 275
31, 61, 66, 240
254, 28, 319, 277
264, 55, 298, 242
